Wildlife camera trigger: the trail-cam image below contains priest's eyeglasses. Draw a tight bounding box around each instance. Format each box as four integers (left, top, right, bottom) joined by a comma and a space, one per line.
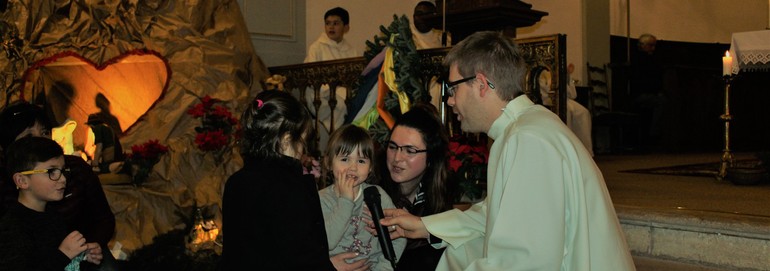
386, 141, 427, 157
444, 76, 476, 97
19, 168, 70, 181
444, 76, 495, 97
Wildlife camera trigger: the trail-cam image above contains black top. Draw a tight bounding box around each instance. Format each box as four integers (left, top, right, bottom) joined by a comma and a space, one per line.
394, 183, 446, 271
221, 155, 334, 270
1, 155, 116, 249
0, 201, 72, 271
48, 155, 116, 248
630, 50, 664, 96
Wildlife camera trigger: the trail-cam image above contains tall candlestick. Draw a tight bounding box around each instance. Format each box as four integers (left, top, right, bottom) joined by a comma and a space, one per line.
722, 51, 733, 76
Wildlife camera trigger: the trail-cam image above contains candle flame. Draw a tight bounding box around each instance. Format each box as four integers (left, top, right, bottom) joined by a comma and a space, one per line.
725, 51, 731, 57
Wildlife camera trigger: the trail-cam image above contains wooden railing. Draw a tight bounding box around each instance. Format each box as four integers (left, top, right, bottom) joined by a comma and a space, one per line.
268, 35, 568, 148
268, 57, 367, 136
268, 47, 451, 145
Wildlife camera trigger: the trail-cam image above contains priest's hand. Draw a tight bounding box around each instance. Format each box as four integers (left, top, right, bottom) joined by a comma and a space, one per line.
380, 208, 429, 240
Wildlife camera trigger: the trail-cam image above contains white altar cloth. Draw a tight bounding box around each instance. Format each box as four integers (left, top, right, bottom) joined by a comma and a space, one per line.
730, 30, 770, 74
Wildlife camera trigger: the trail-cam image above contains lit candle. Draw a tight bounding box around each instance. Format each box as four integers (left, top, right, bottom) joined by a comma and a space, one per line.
722, 51, 733, 76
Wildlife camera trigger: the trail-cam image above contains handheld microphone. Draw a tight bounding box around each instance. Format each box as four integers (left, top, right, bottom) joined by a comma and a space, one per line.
363, 186, 397, 269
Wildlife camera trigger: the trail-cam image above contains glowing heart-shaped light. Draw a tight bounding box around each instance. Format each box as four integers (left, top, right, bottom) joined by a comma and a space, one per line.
21, 50, 169, 148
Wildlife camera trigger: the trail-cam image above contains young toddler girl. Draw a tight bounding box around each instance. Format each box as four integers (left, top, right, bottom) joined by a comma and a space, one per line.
318, 124, 406, 270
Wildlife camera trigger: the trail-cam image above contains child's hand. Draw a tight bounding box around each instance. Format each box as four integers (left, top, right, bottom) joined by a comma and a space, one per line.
336, 169, 356, 200
84, 243, 103, 265
59, 231, 88, 259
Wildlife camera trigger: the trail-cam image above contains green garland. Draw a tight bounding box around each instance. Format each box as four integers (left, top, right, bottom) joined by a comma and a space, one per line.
362, 15, 427, 144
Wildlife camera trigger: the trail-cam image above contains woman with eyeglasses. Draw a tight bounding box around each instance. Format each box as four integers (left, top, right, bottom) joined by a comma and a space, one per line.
377, 102, 454, 271
0, 101, 117, 271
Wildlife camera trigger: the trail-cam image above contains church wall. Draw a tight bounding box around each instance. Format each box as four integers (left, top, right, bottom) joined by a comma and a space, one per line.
583, 0, 612, 85
518, 0, 589, 83
247, 0, 769, 87
239, 0, 308, 67
609, 0, 768, 44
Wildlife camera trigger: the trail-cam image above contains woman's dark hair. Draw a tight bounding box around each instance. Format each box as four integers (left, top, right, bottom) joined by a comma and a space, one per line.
239, 90, 313, 161
6, 137, 64, 176
321, 124, 377, 185
382, 102, 451, 214
0, 102, 54, 152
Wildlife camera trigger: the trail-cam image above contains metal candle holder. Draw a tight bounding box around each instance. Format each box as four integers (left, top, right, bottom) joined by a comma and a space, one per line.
718, 74, 735, 180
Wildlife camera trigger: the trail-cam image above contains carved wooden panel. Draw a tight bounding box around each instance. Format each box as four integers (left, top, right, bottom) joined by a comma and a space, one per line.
518, 34, 568, 121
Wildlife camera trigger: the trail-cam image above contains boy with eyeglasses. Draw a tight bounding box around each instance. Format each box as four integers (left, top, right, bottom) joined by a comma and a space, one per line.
0, 101, 117, 270
0, 136, 104, 270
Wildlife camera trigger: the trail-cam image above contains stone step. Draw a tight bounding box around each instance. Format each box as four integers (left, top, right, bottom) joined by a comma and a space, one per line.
618, 206, 770, 270
633, 255, 735, 271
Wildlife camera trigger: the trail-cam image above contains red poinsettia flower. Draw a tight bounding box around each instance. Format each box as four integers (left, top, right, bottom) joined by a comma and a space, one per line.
200, 95, 216, 108
188, 96, 239, 152
210, 105, 232, 118
448, 156, 463, 172
125, 139, 169, 185
187, 103, 206, 117
447, 134, 489, 202
129, 139, 169, 160
195, 130, 230, 151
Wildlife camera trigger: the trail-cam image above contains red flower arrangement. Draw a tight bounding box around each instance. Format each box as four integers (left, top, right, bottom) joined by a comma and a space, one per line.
124, 139, 169, 185
448, 134, 489, 202
187, 95, 240, 152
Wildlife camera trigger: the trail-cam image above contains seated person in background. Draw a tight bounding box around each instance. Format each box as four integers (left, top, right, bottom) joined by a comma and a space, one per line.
378, 103, 453, 270
319, 124, 405, 270
411, 1, 451, 108
538, 63, 594, 156
631, 33, 666, 147
0, 136, 104, 270
85, 113, 124, 173
304, 7, 356, 151
305, 6, 358, 62
411, 1, 450, 50
0, 102, 117, 271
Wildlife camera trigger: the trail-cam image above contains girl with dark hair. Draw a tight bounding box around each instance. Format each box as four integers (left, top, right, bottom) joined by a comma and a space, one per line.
221, 90, 335, 270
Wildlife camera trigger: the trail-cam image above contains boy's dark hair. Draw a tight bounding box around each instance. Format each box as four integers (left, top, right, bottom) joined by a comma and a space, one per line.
324, 7, 349, 25
0, 102, 54, 151
239, 90, 313, 161
322, 124, 377, 184
6, 137, 64, 177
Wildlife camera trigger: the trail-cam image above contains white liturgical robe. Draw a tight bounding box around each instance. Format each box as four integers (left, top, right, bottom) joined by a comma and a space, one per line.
422, 96, 635, 270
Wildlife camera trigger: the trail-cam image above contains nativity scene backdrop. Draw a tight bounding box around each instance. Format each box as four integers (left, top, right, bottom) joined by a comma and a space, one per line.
0, 0, 565, 260
1, 0, 266, 256
3, 0, 769, 265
